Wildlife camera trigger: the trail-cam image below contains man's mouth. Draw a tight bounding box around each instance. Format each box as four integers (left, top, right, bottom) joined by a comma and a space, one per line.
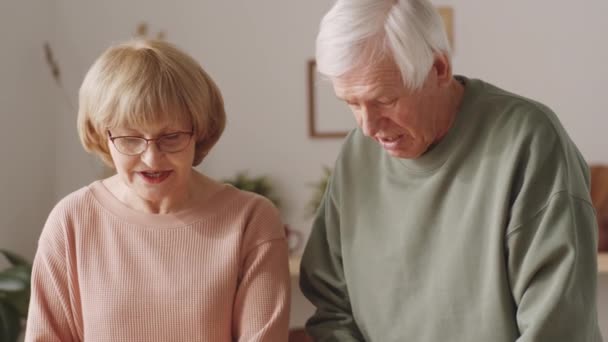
377, 134, 404, 150
378, 135, 402, 143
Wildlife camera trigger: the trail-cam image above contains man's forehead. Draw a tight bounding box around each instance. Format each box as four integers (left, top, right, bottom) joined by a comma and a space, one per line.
332, 63, 403, 98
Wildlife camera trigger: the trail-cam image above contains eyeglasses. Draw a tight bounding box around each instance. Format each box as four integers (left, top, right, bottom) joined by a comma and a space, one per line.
107, 130, 194, 156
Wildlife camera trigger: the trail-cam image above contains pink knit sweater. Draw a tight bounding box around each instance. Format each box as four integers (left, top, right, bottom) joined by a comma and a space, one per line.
25, 180, 291, 341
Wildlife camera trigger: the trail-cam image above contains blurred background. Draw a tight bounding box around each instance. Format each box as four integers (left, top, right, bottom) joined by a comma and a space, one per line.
1, 0, 607, 337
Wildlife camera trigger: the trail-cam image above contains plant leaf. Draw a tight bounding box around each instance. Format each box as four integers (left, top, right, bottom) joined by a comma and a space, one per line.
1, 289, 29, 318
306, 166, 332, 217
0, 266, 30, 292
0, 265, 30, 283
0, 250, 30, 268
0, 278, 26, 292
0, 303, 21, 342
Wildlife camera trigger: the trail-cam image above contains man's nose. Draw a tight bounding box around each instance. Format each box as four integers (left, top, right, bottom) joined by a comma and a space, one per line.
359, 107, 380, 137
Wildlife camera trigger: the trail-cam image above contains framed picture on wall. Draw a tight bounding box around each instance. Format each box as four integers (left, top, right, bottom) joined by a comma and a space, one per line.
437, 6, 454, 48
307, 59, 355, 138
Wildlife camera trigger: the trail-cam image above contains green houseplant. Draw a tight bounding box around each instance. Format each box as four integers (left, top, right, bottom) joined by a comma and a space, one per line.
0, 249, 32, 342
223, 171, 281, 208
306, 166, 332, 218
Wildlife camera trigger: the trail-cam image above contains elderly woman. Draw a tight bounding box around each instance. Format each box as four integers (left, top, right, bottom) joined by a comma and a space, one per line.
25, 39, 290, 341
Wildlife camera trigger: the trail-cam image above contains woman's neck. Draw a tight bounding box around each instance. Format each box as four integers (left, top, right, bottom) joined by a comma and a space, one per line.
104, 171, 218, 215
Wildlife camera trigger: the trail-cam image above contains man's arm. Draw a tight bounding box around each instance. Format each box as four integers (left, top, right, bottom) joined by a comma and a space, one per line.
299, 181, 365, 341
506, 192, 603, 341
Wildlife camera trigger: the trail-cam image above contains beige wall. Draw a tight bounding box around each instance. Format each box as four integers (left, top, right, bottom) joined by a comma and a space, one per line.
0, 0, 57, 260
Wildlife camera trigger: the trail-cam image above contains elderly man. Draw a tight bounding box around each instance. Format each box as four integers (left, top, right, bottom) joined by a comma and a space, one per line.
299, 0, 603, 341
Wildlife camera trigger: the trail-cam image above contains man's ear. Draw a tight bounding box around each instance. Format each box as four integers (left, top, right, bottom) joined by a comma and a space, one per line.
433, 53, 452, 87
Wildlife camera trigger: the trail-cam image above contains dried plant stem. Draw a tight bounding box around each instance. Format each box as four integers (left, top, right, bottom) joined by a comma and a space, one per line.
43, 41, 75, 111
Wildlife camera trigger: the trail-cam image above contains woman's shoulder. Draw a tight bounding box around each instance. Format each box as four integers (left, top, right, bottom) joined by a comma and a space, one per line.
38, 181, 101, 255
44, 180, 115, 235
50, 181, 101, 217
190, 173, 272, 212
210, 183, 283, 236
220, 184, 280, 216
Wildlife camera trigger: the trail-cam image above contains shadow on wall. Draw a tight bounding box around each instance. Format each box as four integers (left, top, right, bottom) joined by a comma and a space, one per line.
591, 165, 608, 252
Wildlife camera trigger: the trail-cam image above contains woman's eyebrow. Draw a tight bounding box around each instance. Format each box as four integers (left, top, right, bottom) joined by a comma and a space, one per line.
115, 127, 184, 136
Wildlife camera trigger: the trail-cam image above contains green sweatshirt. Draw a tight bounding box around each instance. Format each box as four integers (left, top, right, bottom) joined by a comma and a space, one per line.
300, 77, 603, 341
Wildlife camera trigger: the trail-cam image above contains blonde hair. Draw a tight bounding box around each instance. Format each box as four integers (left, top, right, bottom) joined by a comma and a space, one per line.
77, 39, 226, 167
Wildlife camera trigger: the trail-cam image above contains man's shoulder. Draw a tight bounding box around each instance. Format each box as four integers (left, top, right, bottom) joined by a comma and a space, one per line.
474, 79, 589, 195
466, 78, 569, 149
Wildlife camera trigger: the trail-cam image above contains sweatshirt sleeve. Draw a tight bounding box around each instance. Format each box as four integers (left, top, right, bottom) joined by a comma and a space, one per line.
25, 205, 80, 342
506, 192, 603, 341
232, 198, 291, 342
299, 180, 365, 341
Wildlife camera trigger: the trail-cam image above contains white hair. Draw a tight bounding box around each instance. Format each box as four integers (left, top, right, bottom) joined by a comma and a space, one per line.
316, 0, 451, 90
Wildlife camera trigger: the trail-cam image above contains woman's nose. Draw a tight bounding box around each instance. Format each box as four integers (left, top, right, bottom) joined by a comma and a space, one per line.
140, 142, 164, 167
